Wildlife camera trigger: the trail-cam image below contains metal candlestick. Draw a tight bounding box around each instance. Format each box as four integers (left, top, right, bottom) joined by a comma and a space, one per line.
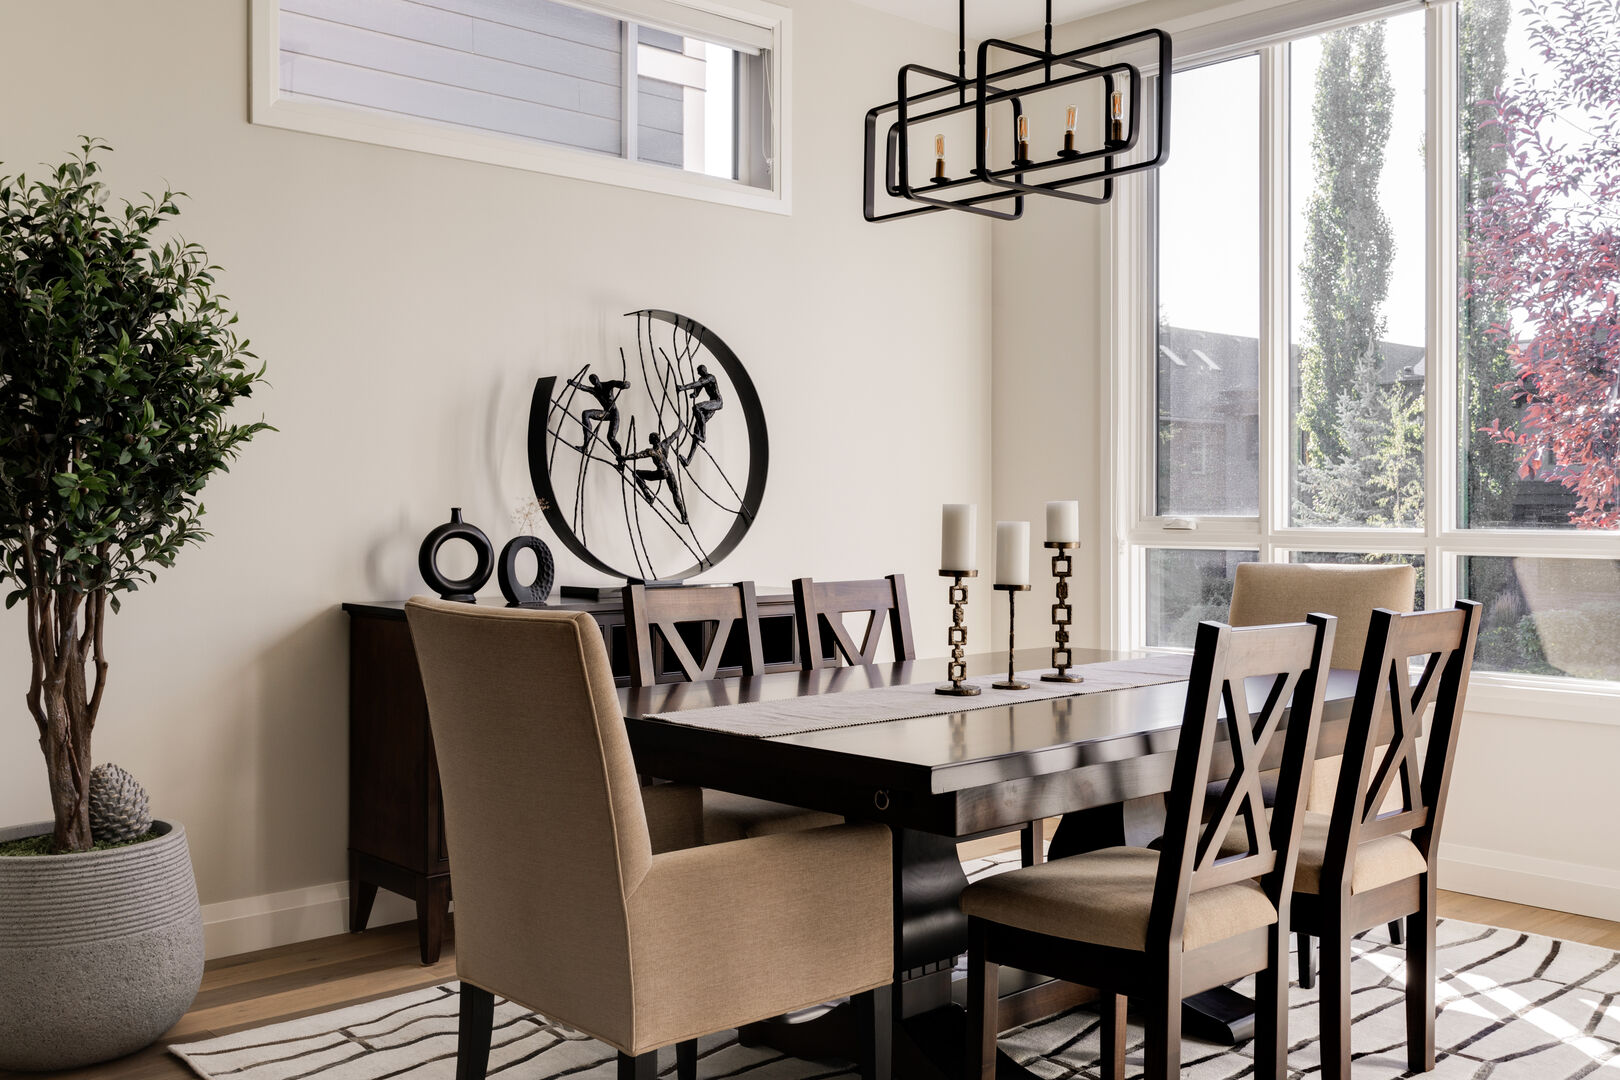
1042, 541, 1083, 683
936, 570, 981, 697
993, 583, 1031, 690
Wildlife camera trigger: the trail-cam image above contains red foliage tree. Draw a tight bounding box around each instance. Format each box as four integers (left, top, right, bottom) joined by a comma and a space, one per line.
1466, 0, 1620, 528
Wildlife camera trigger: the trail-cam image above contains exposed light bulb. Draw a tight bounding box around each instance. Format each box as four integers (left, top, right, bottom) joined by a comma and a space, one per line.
1109, 91, 1124, 145
1064, 103, 1077, 154
934, 133, 947, 182
1016, 113, 1030, 163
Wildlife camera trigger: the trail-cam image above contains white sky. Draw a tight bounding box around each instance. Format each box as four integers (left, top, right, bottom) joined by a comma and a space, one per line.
1159, 11, 1428, 347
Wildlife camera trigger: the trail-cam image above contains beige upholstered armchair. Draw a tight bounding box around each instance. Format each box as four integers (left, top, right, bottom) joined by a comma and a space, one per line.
404, 599, 894, 1080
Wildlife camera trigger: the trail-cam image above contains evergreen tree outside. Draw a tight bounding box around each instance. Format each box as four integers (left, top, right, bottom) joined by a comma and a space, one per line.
1295, 24, 1396, 471
1457, 0, 1522, 527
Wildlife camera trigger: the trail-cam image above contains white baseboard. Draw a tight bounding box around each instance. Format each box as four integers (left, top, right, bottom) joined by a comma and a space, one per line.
1439, 842, 1620, 924
201, 880, 419, 960
200, 847, 1619, 961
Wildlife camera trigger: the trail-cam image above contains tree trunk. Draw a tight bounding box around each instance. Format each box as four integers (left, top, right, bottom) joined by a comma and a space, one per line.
22, 545, 101, 852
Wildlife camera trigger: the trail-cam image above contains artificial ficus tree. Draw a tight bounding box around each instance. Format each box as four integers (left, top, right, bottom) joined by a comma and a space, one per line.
1467, 0, 1620, 528
0, 140, 270, 853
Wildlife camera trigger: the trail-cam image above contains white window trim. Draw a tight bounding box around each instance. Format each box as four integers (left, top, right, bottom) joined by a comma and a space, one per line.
1104, 2, 1620, 721
247, 0, 792, 215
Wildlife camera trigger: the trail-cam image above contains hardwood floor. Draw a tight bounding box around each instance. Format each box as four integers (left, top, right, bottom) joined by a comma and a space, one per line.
4, 830, 1615, 1080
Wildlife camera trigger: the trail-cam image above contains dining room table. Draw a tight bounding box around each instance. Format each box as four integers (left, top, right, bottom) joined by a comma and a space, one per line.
621, 644, 1381, 1080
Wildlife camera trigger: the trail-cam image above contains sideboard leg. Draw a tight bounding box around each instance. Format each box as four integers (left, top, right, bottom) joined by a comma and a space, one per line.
417, 875, 451, 964
349, 852, 378, 933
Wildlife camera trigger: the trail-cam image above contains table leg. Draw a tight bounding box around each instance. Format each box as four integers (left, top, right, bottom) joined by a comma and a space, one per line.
741, 828, 1073, 1080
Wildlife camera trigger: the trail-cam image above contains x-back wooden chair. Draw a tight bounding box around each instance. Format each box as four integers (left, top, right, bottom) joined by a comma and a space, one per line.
1292, 600, 1480, 1079
961, 614, 1337, 1080
791, 574, 916, 671
624, 581, 765, 687
623, 580, 841, 844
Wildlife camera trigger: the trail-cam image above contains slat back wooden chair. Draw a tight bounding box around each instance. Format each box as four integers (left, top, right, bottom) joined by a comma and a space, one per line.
623, 581, 842, 844
961, 614, 1337, 1080
624, 581, 764, 687
791, 575, 916, 670
1293, 600, 1480, 1080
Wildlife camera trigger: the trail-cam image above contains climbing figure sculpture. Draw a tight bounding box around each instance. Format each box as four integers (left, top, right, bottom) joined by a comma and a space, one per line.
569, 372, 631, 457
620, 432, 689, 524
676, 364, 724, 465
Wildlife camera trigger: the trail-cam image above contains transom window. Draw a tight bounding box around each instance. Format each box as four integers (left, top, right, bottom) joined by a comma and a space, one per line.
250, 0, 789, 212
1119, 0, 1620, 694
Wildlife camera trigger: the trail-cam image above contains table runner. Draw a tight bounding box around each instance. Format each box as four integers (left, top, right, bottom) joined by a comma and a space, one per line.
647, 654, 1194, 738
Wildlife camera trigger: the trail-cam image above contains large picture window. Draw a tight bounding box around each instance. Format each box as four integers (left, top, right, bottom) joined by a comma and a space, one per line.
1121, 0, 1618, 698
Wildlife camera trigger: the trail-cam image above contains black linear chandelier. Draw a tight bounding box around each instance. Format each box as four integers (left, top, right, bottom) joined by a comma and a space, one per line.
863, 1, 1172, 222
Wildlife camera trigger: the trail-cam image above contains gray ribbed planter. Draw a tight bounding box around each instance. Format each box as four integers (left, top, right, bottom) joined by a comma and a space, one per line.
0, 819, 205, 1071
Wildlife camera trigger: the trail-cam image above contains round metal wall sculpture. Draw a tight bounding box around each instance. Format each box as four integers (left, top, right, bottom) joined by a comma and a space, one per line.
528, 310, 768, 584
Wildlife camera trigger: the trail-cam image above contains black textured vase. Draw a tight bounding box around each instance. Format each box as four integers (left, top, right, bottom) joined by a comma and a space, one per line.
418, 508, 494, 602
498, 535, 556, 607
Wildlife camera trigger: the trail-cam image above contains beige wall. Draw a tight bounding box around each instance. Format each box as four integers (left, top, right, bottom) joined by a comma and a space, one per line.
0, 0, 993, 951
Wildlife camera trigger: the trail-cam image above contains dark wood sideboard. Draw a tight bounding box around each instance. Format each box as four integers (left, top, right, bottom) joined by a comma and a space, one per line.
341, 592, 809, 964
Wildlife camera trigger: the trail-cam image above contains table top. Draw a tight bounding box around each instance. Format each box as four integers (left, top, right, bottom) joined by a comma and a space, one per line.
623, 647, 1365, 836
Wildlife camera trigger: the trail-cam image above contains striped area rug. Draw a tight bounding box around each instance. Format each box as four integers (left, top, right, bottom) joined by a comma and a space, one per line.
173, 853, 1620, 1079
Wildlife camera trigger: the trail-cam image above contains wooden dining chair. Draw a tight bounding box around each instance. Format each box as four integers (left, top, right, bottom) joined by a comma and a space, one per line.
624, 581, 765, 687
404, 600, 894, 1080
961, 614, 1337, 1080
1229, 561, 1419, 948
1289, 601, 1480, 1080
623, 581, 843, 844
791, 575, 916, 670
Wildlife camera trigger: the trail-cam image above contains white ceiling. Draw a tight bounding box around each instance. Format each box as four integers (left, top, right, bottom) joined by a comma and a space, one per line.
849, 0, 1138, 39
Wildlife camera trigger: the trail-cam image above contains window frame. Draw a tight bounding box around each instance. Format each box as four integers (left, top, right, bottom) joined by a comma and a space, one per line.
248, 0, 792, 214
1105, 1, 1620, 718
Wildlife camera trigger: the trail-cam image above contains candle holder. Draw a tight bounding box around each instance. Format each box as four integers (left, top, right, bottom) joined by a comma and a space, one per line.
993, 583, 1031, 690
936, 570, 981, 697
1042, 541, 1083, 683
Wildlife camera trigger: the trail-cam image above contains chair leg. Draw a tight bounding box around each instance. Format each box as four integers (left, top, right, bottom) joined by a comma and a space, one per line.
966, 920, 1000, 1080
1253, 929, 1290, 1080
618, 1051, 657, 1080
1388, 919, 1405, 945
1318, 927, 1353, 1080
676, 1040, 698, 1080
1020, 820, 1044, 867
456, 984, 494, 1080
1142, 980, 1182, 1080
1405, 893, 1437, 1073
1099, 993, 1127, 1080
854, 986, 892, 1080
1297, 930, 1315, 989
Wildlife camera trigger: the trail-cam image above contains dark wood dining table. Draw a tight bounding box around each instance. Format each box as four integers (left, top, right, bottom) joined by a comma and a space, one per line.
622, 646, 1370, 1080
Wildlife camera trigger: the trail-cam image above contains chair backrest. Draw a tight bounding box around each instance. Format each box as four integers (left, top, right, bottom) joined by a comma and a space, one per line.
404, 598, 650, 1032
1320, 601, 1481, 896
1150, 615, 1337, 947
1229, 563, 1416, 670
792, 574, 916, 670
623, 581, 764, 687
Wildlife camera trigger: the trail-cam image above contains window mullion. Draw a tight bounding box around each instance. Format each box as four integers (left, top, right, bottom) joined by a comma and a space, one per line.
1427, 2, 1459, 608
1258, 42, 1291, 556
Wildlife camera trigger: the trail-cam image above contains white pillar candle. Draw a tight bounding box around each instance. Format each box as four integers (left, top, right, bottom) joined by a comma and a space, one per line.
1046, 500, 1080, 544
941, 504, 977, 572
994, 521, 1030, 586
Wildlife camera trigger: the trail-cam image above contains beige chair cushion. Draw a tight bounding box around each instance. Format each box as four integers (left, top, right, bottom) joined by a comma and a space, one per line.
700, 790, 843, 844
959, 847, 1277, 952
625, 823, 892, 1052
1221, 812, 1426, 895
